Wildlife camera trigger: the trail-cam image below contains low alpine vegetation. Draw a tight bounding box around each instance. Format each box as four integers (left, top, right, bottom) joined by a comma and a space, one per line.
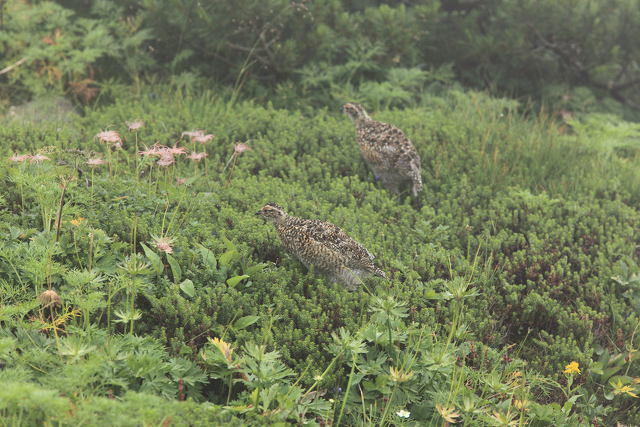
1, 85, 639, 425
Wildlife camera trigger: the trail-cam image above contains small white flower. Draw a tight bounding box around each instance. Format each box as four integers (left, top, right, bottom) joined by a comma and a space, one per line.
328, 399, 335, 403
396, 409, 410, 418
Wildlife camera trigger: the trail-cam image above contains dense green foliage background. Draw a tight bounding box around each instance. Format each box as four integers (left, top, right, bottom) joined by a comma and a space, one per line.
1, 0, 640, 118
1, 0, 640, 425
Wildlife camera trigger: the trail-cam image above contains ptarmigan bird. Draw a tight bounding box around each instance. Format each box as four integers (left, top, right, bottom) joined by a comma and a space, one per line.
343, 103, 423, 196
256, 203, 385, 290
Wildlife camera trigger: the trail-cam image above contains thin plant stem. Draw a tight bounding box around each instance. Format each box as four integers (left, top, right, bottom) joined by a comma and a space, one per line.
54, 179, 67, 243
226, 374, 233, 405
379, 384, 397, 427
303, 353, 341, 396
336, 353, 357, 427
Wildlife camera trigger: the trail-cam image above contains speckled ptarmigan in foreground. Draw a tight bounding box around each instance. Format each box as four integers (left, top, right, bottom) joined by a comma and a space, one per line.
256, 203, 385, 290
343, 103, 423, 196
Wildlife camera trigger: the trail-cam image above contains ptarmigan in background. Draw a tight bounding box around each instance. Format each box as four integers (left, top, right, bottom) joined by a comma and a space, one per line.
256, 203, 385, 290
343, 103, 423, 196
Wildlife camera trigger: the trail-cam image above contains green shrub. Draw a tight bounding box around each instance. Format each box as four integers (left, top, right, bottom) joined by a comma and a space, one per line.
3, 0, 639, 116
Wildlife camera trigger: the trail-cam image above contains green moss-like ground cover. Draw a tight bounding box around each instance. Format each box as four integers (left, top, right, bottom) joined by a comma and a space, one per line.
1, 87, 639, 425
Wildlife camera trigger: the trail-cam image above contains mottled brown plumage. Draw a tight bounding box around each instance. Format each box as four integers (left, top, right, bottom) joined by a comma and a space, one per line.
256, 203, 385, 290
343, 103, 423, 196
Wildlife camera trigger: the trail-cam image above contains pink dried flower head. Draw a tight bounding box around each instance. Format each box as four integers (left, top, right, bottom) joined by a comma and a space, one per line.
38, 289, 61, 308
168, 145, 187, 156
234, 143, 251, 155
86, 158, 107, 167
29, 154, 50, 163
139, 144, 166, 157
96, 130, 122, 145
156, 241, 173, 253
139, 146, 159, 157
176, 177, 187, 185
181, 130, 204, 139
187, 152, 208, 161
156, 153, 175, 167
193, 133, 215, 144
139, 144, 183, 163
152, 235, 175, 254
9, 154, 30, 163
127, 120, 145, 132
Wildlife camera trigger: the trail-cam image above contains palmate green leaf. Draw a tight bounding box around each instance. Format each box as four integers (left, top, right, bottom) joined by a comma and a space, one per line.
140, 243, 163, 275
0, 301, 39, 322
179, 279, 195, 298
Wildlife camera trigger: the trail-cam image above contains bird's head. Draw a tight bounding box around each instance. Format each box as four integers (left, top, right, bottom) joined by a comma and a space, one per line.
255, 202, 287, 223
342, 103, 369, 122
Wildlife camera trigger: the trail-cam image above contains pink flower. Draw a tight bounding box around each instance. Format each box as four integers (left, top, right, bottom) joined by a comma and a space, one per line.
87, 158, 107, 167
139, 144, 184, 158
156, 241, 173, 253
168, 145, 187, 156
138, 144, 167, 157
29, 154, 50, 163
139, 145, 161, 157
96, 130, 122, 145
156, 153, 175, 167
182, 130, 215, 144
193, 134, 215, 144
181, 130, 204, 139
9, 154, 30, 163
175, 177, 187, 185
127, 120, 145, 132
152, 235, 175, 254
187, 152, 208, 161
234, 143, 251, 154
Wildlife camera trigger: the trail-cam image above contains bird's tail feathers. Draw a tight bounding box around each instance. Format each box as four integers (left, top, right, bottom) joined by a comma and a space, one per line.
374, 267, 386, 279
410, 162, 423, 197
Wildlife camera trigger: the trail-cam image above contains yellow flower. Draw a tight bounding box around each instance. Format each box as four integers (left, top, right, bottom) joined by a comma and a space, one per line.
611, 379, 639, 398
435, 404, 460, 423
513, 399, 530, 411
563, 361, 581, 374
619, 386, 638, 398
389, 366, 414, 383
508, 370, 525, 389
209, 337, 233, 362
69, 217, 86, 226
